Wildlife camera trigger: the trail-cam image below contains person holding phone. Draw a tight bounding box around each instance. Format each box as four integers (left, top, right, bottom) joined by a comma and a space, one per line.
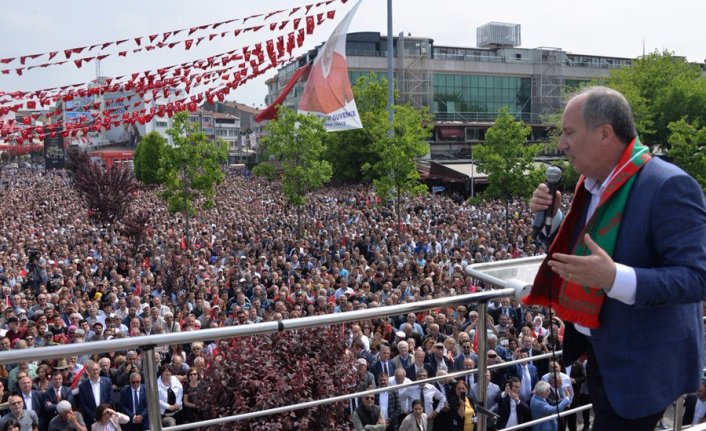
448, 379, 475, 431
496, 377, 530, 429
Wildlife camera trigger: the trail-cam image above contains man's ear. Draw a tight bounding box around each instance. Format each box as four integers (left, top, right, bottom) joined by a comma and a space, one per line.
600, 123, 614, 142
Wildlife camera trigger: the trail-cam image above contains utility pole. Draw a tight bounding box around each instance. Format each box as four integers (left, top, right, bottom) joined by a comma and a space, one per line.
386, 0, 394, 138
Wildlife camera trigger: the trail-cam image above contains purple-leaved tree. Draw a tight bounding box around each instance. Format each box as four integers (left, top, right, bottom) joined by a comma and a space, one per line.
199, 324, 357, 430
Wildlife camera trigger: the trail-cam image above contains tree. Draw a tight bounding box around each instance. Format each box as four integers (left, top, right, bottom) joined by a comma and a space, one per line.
474, 108, 542, 199
159, 111, 228, 246
473, 108, 542, 236
604, 51, 706, 149
325, 73, 390, 183
258, 106, 332, 233
668, 119, 706, 190
119, 210, 152, 253
66, 150, 140, 224
363, 103, 433, 230
198, 325, 356, 431
133, 131, 166, 184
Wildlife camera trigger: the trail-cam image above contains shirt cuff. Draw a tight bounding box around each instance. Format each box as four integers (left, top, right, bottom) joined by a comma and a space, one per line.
606, 263, 636, 305
551, 210, 564, 236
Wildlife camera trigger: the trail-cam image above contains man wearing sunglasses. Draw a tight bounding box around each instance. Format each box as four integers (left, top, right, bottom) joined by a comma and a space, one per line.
352, 391, 387, 431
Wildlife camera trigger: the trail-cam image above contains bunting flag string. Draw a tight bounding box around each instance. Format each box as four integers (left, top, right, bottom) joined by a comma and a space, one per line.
0, 10, 332, 77
0, 0, 350, 146
0, 49, 290, 143
0, 0, 343, 69
1, 6, 332, 109
2, 64, 282, 147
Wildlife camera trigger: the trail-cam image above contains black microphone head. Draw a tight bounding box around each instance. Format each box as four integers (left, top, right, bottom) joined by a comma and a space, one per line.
545, 166, 563, 185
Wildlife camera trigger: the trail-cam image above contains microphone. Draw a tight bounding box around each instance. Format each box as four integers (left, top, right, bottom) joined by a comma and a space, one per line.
543, 166, 563, 238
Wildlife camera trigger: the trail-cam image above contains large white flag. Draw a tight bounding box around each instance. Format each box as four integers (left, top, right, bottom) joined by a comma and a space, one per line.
297, 0, 363, 131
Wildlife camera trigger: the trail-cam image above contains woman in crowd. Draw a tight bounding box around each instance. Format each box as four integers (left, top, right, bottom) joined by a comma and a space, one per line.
157, 365, 183, 426
448, 378, 475, 431
91, 404, 129, 431
182, 369, 203, 422
33, 364, 51, 392
399, 400, 427, 431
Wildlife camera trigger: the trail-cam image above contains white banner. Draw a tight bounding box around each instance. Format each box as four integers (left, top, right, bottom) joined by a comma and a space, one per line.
297, 0, 363, 132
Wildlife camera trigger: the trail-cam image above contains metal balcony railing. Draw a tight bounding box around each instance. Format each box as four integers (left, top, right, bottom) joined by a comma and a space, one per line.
0, 256, 695, 431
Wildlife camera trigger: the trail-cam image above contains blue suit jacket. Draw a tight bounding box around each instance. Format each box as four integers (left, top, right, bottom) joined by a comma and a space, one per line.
78, 376, 114, 425
510, 363, 539, 392
562, 158, 706, 418
41, 385, 74, 417
21, 389, 43, 418
529, 394, 570, 431
453, 352, 479, 372
119, 384, 149, 430
369, 360, 394, 386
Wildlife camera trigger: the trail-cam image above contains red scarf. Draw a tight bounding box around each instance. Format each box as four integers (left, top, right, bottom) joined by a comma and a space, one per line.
523, 138, 651, 328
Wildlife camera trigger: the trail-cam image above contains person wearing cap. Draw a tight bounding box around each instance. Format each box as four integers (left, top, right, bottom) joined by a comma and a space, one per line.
47, 400, 86, 431
5, 316, 26, 345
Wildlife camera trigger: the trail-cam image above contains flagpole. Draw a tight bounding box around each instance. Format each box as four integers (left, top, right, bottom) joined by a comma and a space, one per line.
386, 0, 394, 138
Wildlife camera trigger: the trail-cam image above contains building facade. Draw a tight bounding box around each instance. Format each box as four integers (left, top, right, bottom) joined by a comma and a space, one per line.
201, 101, 262, 164
264, 23, 634, 159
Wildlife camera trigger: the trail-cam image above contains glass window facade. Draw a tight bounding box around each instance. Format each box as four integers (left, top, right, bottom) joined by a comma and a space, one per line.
433, 74, 531, 119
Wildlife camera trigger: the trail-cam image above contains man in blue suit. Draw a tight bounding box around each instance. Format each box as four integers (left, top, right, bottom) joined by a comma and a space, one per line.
509, 348, 538, 403
18, 375, 43, 421
118, 372, 149, 430
369, 344, 395, 387
41, 371, 74, 431
78, 360, 114, 428
530, 381, 571, 431
526, 86, 706, 430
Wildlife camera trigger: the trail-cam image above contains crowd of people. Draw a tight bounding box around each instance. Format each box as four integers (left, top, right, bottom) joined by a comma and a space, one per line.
0, 167, 585, 431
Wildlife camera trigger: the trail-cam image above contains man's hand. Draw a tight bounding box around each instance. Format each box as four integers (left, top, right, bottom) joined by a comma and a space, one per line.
66, 411, 78, 424
431, 410, 438, 418
530, 184, 562, 213
563, 386, 574, 398
548, 234, 616, 291
134, 414, 143, 423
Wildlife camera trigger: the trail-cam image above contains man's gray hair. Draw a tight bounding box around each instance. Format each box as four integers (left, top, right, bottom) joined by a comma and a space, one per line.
56, 400, 72, 414
579, 86, 637, 144
534, 380, 551, 396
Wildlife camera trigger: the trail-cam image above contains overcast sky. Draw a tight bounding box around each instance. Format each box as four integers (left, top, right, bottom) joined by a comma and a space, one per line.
1, 0, 703, 108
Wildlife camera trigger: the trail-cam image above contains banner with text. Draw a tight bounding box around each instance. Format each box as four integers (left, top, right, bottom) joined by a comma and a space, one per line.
297, 0, 363, 131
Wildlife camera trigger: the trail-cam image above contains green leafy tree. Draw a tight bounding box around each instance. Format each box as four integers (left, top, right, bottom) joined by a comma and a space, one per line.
554, 160, 580, 191
325, 73, 390, 183
474, 108, 542, 234
259, 106, 332, 232
363, 103, 432, 230
668, 119, 706, 190
159, 111, 227, 245
251, 162, 276, 180
133, 131, 166, 184
604, 51, 706, 149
